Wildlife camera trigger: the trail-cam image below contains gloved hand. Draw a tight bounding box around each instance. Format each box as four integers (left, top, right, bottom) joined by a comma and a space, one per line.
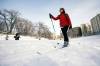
49, 13, 53, 18
69, 25, 72, 29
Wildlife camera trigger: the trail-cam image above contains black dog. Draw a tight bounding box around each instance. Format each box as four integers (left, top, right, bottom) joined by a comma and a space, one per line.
14, 33, 20, 40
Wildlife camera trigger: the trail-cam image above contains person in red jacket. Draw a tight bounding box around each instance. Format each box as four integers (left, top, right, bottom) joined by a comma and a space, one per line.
49, 8, 72, 47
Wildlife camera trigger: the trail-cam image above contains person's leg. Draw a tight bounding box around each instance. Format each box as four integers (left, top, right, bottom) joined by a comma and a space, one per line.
61, 26, 69, 47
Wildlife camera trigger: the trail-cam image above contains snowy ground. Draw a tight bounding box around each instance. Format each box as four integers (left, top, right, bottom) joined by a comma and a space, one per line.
0, 34, 47, 40
0, 35, 100, 66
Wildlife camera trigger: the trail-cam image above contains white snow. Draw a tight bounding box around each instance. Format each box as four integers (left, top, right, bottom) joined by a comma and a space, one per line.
0, 35, 100, 66
0, 34, 48, 40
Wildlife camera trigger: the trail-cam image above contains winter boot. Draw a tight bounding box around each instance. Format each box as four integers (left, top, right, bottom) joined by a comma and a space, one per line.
62, 41, 69, 48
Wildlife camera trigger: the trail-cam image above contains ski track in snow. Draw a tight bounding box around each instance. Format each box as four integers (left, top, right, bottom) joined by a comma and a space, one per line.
0, 35, 100, 66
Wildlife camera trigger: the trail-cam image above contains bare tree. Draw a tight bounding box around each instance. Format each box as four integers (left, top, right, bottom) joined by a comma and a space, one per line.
34, 22, 52, 39
0, 9, 52, 40
15, 17, 33, 36
0, 9, 19, 34
0, 10, 9, 33
4, 9, 19, 33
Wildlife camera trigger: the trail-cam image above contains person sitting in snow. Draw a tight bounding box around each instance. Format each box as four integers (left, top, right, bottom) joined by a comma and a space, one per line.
49, 8, 72, 47
14, 33, 20, 40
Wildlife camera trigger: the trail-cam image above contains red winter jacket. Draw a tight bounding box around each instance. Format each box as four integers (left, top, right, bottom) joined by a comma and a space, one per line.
52, 13, 72, 28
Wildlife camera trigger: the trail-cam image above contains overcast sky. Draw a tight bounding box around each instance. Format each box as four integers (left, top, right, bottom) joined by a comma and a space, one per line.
0, 0, 100, 34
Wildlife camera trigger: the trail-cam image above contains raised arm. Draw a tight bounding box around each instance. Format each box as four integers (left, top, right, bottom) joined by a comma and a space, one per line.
49, 13, 60, 20
52, 15, 60, 20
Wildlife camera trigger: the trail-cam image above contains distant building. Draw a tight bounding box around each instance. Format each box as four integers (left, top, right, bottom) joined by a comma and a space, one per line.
90, 14, 100, 34
81, 24, 88, 36
86, 24, 92, 35
68, 27, 82, 38
81, 23, 92, 36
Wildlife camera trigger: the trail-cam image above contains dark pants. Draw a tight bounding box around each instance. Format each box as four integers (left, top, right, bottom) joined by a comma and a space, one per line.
61, 26, 69, 42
